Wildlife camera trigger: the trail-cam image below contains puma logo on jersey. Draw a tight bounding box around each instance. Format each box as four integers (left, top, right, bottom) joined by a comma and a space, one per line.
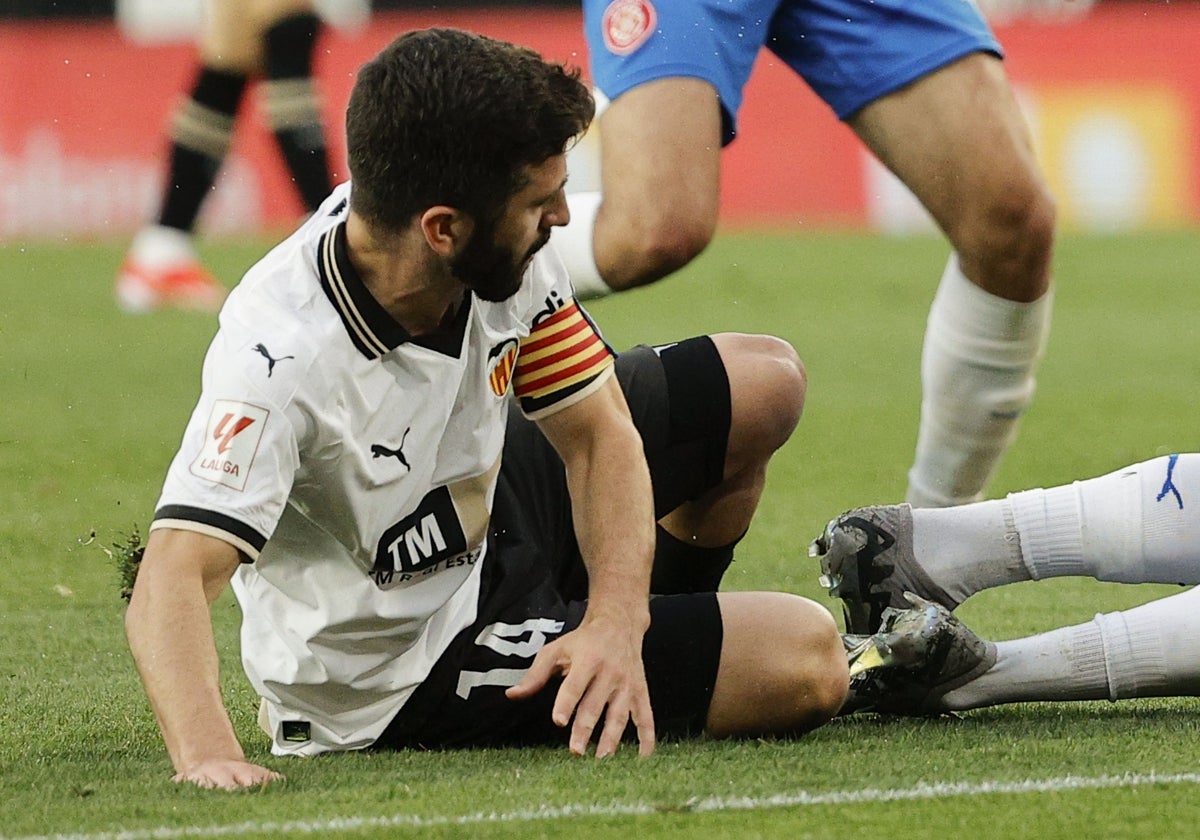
371, 428, 412, 470
252, 343, 294, 377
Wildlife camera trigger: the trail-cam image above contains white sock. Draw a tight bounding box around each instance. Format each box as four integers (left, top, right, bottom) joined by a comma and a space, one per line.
907, 454, 1200, 604
128, 224, 198, 269
941, 621, 1108, 710
552, 191, 612, 299
911, 500, 1029, 606
906, 254, 1052, 507
1011, 454, 1200, 585
942, 586, 1200, 710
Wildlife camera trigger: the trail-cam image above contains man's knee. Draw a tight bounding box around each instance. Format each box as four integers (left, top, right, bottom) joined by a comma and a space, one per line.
952, 145, 1058, 301
598, 203, 716, 290
707, 593, 849, 737
778, 600, 850, 726
713, 333, 807, 460
854, 53, 1058, 300
975, 171, 1056, 258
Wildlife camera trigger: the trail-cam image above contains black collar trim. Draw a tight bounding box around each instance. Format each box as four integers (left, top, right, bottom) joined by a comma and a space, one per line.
317, 221, 412, 359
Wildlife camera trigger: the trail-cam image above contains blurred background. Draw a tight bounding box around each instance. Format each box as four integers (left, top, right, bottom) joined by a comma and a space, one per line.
2, 0, 577, 15
1, 0, 1197, 243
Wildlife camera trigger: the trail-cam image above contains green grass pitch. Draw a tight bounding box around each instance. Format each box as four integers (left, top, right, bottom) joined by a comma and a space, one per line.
2, 229, 1199, 839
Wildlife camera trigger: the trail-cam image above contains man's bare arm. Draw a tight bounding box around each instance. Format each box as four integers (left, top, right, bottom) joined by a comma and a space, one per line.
507, 374, 657, 757
125, 527, 283, 789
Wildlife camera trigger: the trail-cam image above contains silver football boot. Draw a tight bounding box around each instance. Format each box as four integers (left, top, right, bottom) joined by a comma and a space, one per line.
810, 503, 957, 634
841, 593, 996, 716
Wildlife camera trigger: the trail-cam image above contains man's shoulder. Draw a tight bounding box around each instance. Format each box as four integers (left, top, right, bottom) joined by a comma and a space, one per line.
235, 183, 350, 299
207, 256, 342, 408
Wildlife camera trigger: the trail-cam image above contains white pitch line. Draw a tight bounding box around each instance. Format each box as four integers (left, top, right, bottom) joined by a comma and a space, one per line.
8, 772, 1200, 840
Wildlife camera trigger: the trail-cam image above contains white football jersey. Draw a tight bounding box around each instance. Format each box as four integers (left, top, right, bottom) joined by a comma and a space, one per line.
151, 183, 615, 755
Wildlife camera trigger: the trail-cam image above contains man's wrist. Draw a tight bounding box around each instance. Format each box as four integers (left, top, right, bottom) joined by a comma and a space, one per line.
581, 594, 651, 632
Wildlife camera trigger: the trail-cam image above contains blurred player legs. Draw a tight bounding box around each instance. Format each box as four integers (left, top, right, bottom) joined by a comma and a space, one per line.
116, 0, 338, 313
558, 0, 1057, 508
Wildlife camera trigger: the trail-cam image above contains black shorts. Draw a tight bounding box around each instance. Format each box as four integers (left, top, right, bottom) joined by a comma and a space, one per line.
374, 336, 732, 750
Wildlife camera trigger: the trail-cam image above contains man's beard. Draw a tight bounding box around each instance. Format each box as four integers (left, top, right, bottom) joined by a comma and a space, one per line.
451, 222, 550, 303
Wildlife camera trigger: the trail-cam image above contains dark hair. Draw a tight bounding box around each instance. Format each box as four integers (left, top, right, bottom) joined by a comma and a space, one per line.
346, 28, 594, 232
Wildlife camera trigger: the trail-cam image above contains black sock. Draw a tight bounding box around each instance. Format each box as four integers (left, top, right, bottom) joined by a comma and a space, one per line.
158, 66, 247, 232
263, 12, 332, 211
650, 525, 739, 595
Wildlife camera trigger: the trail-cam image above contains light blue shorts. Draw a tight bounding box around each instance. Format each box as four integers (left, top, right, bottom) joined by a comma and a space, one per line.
583, 0, 1002, 144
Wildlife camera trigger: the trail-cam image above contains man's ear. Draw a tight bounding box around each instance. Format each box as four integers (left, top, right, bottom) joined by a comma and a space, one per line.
419, 206, 473, 257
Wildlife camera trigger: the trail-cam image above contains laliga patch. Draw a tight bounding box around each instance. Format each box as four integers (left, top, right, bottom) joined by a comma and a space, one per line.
189, 399, 269, 491
602, 0, 657, 56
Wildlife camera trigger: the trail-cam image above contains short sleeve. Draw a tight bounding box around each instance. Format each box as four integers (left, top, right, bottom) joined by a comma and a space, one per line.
150, 329, 304, 560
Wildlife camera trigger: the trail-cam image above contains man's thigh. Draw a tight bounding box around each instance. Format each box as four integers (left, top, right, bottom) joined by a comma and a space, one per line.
847, 53, 1041, 244
374, 591, 722, 749
200, 0, 313, 68
584, 0, 779, 139
769, 0, 1001, 120
596, 78, 722, 237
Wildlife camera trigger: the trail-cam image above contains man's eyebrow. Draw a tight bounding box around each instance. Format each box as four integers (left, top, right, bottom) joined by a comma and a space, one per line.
539, 175, 569, 202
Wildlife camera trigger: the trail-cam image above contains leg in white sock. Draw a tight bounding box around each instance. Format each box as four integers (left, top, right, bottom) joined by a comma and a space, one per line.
901, 454, 1200, 607
1011, 454, 1200, 585
941, 585, 1200, 710
554, 87, 613, 299
910, 500, 1029, 607
907, 254, 1052, 508
552, 190, 611, 299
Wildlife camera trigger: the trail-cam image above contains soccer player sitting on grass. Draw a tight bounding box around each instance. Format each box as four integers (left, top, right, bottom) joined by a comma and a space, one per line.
812, 454, 1200, 714
123, 28, 890, 791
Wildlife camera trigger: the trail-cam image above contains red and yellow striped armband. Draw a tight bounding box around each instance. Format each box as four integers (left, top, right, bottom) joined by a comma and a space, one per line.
514, 299, 615, 418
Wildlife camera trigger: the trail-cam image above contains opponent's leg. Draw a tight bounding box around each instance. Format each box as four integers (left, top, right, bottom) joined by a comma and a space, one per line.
850, 53, 1056, 507
1009, 454, 1200, 585
562, 78, 722, 296
940, 586, 1200, 711
826, 586, 1200, 714
814, 455, 1200, 633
